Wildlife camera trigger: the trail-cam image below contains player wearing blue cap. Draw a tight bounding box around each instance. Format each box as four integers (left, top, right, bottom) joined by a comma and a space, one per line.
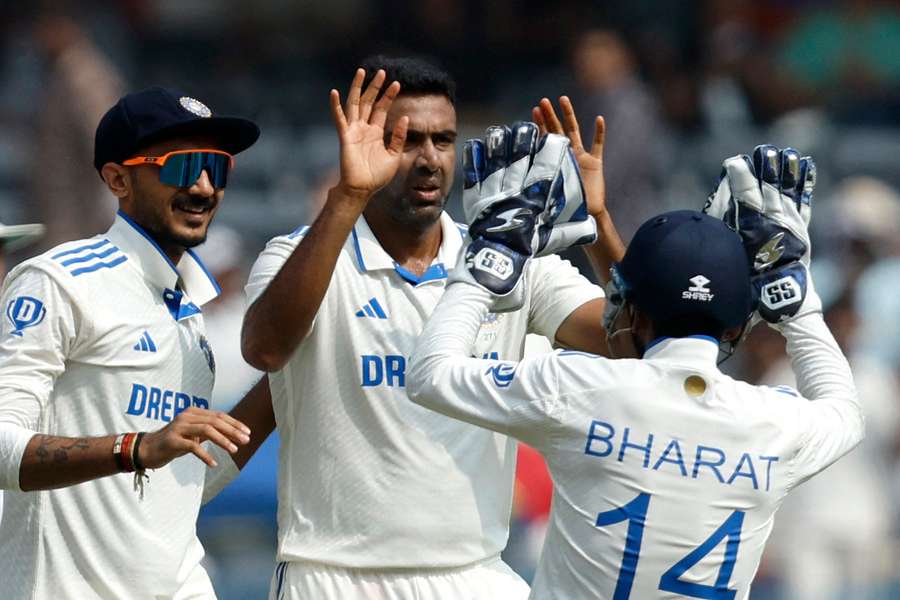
0, 87, 259, 598
408, 143, 864, 599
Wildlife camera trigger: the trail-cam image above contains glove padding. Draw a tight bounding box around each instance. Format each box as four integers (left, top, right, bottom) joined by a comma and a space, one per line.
704, 144, 820, 325
463, 122, 597, 259
452, 122, 596, 311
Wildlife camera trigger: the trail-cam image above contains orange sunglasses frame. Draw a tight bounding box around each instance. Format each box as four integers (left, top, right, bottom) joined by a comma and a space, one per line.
122, 148, 235, 169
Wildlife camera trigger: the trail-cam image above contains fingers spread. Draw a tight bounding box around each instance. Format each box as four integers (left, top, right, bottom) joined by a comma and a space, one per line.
532, 106, 547, 136
592, 115, 606, 159
359, 69, 386, 122
538, 98, 564, 134
329, 89, 347, 134
558, 96, 584, 151
345, 68, 366, 122
386, 115, 409, 155
371, 80, 401, 130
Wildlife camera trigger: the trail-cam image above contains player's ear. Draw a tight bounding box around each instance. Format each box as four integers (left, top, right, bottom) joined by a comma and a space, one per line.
720, 325, 744, 343
101, 163, 131, 200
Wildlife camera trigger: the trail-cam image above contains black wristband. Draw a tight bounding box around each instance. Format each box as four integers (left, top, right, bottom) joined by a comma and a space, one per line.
132, 432, 147, 471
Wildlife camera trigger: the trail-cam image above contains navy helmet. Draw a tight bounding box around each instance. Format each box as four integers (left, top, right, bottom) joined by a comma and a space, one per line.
613, 210, 755, 339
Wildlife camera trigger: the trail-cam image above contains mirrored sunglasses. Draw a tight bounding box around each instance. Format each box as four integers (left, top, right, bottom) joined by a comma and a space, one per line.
122, 149, 235, 188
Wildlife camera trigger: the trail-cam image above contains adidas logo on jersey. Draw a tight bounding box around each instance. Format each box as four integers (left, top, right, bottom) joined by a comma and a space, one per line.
682, 275, 714, 302
355, 297, 388, 319
133, 330, 157, 353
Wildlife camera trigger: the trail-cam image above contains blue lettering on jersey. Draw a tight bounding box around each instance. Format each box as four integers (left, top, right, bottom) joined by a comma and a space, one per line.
584, 419, 781, 492
126, 383, 208, 422
486, 363, 517, 388
6, 296, 46, 336
361, 355, 406, 387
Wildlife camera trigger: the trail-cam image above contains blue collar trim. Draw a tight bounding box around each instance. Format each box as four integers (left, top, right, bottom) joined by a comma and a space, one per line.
646, 334, 720, 352
393, 262, 448, 285
186, 247, 222, 296
116, 209, 178, 273
351, 227, 366, 272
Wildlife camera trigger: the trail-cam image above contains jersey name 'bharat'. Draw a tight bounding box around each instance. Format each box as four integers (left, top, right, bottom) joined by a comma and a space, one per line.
584, 419, 780, 492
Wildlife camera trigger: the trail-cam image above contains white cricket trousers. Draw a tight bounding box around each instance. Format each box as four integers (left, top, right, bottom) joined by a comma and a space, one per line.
268, 556, 530, 600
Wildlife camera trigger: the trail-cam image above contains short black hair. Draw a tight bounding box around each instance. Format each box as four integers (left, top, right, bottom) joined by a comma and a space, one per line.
360, 55, 456, 105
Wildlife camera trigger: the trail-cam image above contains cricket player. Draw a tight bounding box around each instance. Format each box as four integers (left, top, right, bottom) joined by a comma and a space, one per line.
0, 87, 258, 599
240, 57, 625, 598
408, 143, 864, 599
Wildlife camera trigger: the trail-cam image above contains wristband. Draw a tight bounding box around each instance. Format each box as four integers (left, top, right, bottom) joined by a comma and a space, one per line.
113, 432, 137, 473
132, 432, 146, 472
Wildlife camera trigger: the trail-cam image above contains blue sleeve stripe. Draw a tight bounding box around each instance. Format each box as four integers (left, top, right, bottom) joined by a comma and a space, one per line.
288, 225, 310, 239
69, 255, 129, 276
52, 239, 111, 260
59, 245, 120, 267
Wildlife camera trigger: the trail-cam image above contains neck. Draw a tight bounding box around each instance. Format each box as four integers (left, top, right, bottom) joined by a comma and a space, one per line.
363, 206, 443, 276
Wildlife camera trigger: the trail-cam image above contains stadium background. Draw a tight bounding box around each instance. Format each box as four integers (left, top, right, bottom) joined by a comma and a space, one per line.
3, 1, 900, 598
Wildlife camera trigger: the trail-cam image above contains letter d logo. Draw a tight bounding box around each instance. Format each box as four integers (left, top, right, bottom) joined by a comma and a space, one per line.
6, 296, 46, 337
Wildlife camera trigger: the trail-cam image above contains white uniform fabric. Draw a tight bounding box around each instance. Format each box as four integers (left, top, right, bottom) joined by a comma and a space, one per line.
0, 211, 220, 599
408, 283, 865, 600
268, 556, 531, 600
245, 212, 602, 574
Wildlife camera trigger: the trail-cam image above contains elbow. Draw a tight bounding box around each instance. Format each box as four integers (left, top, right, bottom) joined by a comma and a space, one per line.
241, 336, 289, 372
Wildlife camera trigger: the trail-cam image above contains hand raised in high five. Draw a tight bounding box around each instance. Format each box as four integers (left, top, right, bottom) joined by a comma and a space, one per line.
329, 68, 409, 201
533, 96, 607, 218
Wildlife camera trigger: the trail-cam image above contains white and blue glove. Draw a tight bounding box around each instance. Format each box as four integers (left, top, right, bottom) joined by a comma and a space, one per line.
704, 144, 820, 325
450, 122, 596, 310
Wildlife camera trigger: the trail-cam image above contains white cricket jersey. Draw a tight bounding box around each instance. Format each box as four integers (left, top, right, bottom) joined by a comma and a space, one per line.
246, 212, 602, 568
408, 284, 865, 600
0, 211, 221, 599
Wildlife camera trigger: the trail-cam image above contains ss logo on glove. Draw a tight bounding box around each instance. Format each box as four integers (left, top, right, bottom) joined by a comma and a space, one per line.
473, 248, 514, 280
761, 277, 801, 310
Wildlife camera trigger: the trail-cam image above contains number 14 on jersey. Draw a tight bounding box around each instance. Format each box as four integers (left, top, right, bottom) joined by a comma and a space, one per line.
596, 493, 744, 600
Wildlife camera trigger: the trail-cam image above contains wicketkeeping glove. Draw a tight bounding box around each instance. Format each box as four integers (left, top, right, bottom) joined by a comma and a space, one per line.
704, 144, 821, 325
450, 122, 596, 311
463, 122, 597, 258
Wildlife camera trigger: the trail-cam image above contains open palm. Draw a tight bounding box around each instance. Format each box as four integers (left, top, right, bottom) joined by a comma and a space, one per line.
330, 68, 408, 198
533, 96, 607, 217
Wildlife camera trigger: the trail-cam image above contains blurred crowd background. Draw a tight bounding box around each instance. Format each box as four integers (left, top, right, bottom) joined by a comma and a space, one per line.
2, 0, 900, 598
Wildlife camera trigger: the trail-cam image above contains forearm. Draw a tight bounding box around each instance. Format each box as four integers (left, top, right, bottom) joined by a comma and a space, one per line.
781, 314, 859, 408
226, 376, 275, 470
582, 209, 625, 283
242, 186, 367, 371
202, 377, 276, 503
19, 433, 120, 492
407, 283, 494, 417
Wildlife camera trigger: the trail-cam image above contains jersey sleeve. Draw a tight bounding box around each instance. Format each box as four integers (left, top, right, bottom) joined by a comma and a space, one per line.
408, 282, 564, 448
526, 254, 603, 342
779, 313, 865, 486
245, 232, 303, 306
0, 265, 80, 410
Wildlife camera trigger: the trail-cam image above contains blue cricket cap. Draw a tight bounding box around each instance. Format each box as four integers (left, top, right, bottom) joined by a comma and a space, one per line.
617, 210, 754, 337
93, 87, 260, 173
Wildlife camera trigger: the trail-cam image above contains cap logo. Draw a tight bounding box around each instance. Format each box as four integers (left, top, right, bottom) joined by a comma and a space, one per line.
682, 275, 714, 302
179, 96, 212, 118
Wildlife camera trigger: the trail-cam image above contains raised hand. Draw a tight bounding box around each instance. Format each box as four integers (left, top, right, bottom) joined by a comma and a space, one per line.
139, 407, 251, 469
329, 68, 409, 201
533, 96, 607, 217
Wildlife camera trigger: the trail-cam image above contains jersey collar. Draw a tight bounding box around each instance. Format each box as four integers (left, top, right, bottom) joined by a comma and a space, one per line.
642, 335, 720, 367
350, 212, 465, 284
106, 211, 221, 306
